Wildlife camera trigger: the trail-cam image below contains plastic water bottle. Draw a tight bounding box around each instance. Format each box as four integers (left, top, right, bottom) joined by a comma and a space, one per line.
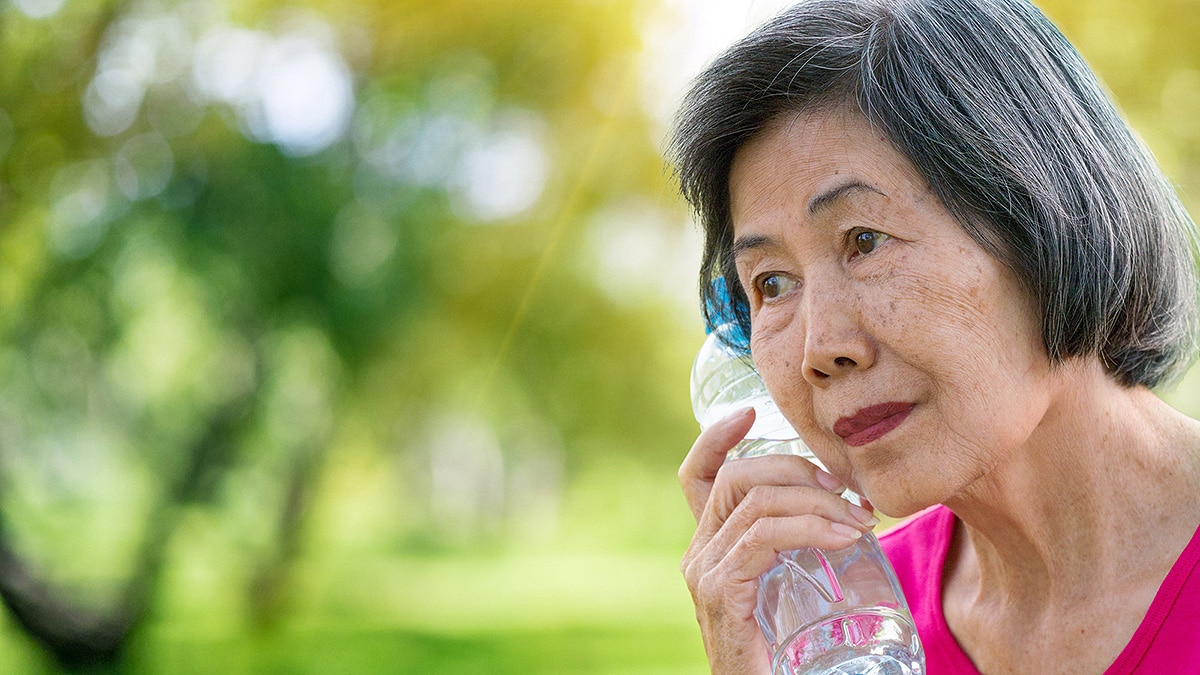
690, 322, 925, 675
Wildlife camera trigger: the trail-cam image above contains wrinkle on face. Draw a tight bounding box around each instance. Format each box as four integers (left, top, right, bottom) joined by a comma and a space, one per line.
727, 109, 1055, 516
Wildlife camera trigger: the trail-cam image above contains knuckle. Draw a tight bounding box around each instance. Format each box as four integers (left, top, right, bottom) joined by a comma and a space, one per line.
739, 484, 768, 512
677, 460, 692, 486
709, 462, 733, 493
742, 517, 775, 550
694, 567, 727, 603
680, 548, 700, 578
797, 513, 826, 530
724, 499, 757, 531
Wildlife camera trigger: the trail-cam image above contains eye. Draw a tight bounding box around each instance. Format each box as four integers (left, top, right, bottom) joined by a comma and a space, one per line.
756, 273, 798, 300
852, 230, 889, 255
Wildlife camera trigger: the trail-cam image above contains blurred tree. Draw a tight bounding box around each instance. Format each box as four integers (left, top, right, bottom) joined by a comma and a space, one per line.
0, 0, 698, 669
0, 0, 1197, 672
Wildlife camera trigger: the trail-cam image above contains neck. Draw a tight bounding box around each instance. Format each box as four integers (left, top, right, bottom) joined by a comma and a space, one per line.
943, 361, 1200, 608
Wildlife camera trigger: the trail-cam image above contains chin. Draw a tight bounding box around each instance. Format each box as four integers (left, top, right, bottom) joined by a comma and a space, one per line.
854, 478, 938, 520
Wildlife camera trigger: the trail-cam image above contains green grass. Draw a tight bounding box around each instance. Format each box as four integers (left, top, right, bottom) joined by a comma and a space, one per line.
118, 625, 706, 675
6, 549, 710, 674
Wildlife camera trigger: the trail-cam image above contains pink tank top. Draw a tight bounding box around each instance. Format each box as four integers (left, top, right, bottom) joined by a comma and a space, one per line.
879, 505, 1200, 673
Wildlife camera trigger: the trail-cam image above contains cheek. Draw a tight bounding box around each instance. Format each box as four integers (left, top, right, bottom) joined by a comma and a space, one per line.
907, 270, 1051, 456
749, 305, 797, 375
897, 260, 1036, 362
749, 320, 814, 421
748, 328, 853, 480
751, 332, 803, 405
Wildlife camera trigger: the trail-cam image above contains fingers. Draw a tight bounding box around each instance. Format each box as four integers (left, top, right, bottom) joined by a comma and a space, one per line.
693, 515, 862, 588
677, 416, 879, 675
679, 406, 756, 522
703, 484, 876, 553
682, 481, 879, 612
699, 455, 846, 536
680, 487, 876, 675
685, 564, 773, 675
686, 484, 876, 583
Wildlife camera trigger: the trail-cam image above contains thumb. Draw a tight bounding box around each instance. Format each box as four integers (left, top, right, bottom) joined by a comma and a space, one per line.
679, 407, 755, 522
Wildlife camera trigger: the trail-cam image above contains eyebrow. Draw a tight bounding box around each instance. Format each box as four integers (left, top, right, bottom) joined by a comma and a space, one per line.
731, 233, 776, 261
807, 179, 885, 215
731, 179, 885, 260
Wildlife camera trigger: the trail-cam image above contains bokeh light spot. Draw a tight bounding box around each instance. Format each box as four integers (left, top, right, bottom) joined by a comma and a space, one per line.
191, 27, 269, 106
11, 0, 66, 19
191, 27, 354, 157
330, 203, 398, 288
452, 112, 549, 223
255, 36, 355, 156
84, 67, 145, 137
114, 132, 175, 201
48, 160, 120, 259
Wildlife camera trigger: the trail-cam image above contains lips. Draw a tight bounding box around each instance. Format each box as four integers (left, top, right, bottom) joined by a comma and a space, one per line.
833, 402, 914, 447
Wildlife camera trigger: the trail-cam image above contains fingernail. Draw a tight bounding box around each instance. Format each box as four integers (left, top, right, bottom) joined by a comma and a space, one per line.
831, 523, 863, 540
722, 406, 755, 424
815, 469, 845, 493
849, 504, 880, 528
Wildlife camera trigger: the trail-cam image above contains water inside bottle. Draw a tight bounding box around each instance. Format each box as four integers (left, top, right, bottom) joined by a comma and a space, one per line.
759, 540, 923, 675
771, 609, 922, 675
805, 652, 919, 675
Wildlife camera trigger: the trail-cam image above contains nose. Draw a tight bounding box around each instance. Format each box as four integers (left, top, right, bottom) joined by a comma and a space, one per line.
800, 285, 875, 387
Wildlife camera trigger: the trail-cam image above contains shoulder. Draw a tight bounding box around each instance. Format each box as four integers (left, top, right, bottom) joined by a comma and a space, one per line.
1112, 519, 1200, 671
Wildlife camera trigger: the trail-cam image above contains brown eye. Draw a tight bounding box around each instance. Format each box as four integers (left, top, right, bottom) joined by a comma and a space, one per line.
853, 230, 889, 255
758, 273, 797, 299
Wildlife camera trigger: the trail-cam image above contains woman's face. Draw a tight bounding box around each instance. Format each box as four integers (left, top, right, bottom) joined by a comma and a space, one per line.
728, 110, 1058, 517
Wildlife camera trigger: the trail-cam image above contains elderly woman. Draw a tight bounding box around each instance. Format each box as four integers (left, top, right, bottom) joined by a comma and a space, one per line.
670, 0, 1200, 672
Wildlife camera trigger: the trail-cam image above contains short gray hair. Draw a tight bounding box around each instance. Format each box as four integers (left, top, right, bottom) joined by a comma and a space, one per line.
670, 0, 1199, 388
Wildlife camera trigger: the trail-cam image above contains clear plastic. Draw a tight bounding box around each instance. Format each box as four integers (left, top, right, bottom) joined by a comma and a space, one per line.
691, 325, 925, 675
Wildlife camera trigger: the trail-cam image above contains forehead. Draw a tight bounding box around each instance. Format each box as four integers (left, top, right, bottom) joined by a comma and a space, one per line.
727, 109, 927, 232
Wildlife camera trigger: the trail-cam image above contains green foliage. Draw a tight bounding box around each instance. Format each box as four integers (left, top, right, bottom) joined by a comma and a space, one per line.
0, 0, 1197, 672
0, 0, 700, 669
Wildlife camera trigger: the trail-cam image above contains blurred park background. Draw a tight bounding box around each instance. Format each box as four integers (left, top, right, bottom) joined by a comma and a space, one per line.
0, 0, 1199, 672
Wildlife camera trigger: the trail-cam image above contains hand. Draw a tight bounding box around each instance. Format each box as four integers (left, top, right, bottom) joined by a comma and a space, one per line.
678, 407, 880, 674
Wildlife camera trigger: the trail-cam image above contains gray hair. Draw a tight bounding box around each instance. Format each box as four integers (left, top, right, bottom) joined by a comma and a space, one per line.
670, 0, 1199, 388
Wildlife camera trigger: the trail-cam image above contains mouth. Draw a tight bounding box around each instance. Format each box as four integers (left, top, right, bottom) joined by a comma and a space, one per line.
833, 402, 914, 447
